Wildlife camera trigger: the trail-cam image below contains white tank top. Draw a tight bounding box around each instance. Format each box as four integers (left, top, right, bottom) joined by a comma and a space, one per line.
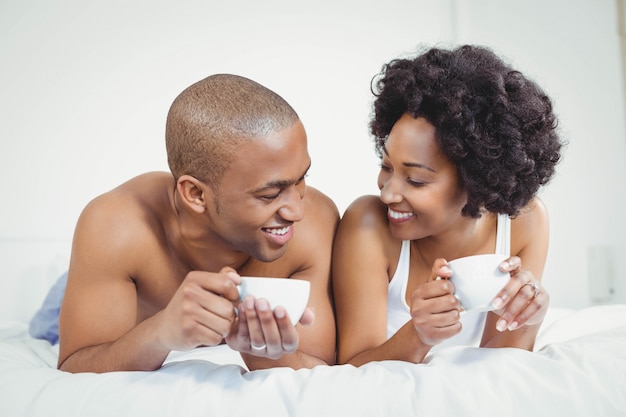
386, 214, 511, 352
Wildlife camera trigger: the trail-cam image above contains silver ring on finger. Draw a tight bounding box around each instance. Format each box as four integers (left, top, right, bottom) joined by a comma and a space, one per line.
251, 342, 266, 352
522, 281, 540, 299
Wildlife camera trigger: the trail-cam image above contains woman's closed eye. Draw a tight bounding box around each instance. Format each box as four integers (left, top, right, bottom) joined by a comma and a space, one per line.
379, 163, 392, 173
406, 177, 427, 187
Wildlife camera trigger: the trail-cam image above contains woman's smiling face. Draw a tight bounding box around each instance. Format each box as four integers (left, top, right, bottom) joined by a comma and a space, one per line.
377, 113, 468, 241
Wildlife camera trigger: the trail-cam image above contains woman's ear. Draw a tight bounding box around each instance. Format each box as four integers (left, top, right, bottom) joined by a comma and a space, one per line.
176, 175, 210, 213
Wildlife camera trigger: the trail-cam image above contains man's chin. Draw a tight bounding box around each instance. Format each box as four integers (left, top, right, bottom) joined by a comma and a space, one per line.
254, 245, 288, 263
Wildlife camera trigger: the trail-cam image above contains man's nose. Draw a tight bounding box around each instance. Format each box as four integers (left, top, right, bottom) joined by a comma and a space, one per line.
278, 185, 305, 222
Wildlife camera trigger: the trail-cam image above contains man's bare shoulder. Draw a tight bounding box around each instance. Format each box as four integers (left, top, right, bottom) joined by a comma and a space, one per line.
111, 171, 174, 201
74, 172, 174, 255
83, 172, 173, 213
303, 186, 340, 222
297, 186, 340, 240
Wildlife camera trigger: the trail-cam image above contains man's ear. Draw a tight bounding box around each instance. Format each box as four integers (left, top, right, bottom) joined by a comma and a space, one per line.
176, 175, 211, 214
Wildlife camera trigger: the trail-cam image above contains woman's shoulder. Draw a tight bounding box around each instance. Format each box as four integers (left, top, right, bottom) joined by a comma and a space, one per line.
510, 196, 550, 253
333, 196, 402, 283
341, 195, 388, 226
510, 197, 549, 229
336, 195, 395, 250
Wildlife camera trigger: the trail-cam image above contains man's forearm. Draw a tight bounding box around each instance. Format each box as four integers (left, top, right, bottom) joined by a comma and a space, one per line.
58, 316, 171, 373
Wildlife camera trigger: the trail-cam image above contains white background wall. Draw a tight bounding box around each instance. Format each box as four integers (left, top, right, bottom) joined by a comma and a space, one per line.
1, 0, 624, 322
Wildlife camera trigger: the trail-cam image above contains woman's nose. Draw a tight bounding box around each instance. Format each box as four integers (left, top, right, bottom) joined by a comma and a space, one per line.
379, 177, 402, 205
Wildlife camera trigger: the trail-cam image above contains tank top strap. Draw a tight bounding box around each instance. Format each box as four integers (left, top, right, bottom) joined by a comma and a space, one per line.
388, 240, 411, 298
494, 213, 511, 256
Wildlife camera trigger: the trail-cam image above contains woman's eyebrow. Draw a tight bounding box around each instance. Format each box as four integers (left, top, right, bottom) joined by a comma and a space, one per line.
382, 145, 435, 173
404, 161, 435, 173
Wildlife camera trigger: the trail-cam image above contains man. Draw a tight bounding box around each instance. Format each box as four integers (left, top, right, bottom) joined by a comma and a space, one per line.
57, 74, 339, 373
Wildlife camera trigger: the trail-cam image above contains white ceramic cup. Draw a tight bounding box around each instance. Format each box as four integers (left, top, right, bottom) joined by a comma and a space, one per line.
237, 277, 310, 325
448, 254, 509, 312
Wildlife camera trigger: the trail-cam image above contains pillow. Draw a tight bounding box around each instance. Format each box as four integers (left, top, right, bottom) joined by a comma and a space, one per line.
28, 271, 67, 345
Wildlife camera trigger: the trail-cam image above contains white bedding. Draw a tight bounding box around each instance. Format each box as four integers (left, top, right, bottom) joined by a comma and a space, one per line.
1, 305, 625, 417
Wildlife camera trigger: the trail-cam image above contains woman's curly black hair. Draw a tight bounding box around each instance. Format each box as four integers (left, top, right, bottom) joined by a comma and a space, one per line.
370, 45, 564, 218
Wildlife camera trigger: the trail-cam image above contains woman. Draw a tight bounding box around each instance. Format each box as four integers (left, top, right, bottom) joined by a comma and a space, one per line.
332, 45, 563, 366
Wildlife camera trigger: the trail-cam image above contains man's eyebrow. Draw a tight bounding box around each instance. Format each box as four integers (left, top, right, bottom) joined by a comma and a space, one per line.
382, 144, 435, 173
251, 163, 311, 193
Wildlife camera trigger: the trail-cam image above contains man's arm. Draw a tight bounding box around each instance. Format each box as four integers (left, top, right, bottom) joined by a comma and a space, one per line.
58, 270, 240, 373
58, 196, 240, 373
230, 187, 339, 369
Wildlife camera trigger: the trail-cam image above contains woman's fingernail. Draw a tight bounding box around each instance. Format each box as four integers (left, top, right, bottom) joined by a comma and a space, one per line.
492, 297, 503, 309
441, 266, 452, 274
500, 261, 510, 270
496, 319, 507, 332
508, 321, 519, 331
274, 307, 285, 319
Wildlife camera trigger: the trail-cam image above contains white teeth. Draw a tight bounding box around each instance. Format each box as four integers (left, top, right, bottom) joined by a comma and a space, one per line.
388, 208, 414, 220
266, 226, 290, 235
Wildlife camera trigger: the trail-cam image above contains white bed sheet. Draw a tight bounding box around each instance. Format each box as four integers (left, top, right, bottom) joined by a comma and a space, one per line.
1, 305, 625, 417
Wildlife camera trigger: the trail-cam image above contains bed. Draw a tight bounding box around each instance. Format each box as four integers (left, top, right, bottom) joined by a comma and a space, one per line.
1, 278, 625, 416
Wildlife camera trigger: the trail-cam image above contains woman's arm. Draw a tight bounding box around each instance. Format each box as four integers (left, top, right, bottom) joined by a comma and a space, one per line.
332, 196, 434, 365
480, 198, 550, 350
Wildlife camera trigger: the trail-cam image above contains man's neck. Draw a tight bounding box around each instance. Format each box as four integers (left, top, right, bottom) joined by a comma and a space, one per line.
168, 187, 251, 273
